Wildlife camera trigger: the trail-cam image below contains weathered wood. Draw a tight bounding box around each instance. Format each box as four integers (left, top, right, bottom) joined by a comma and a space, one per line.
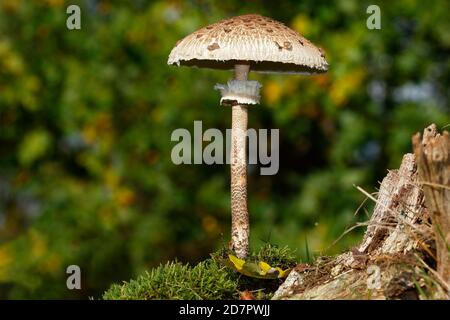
273, 124, 449, 300
358, 153, 427, 255
272, 250, 421, 300
276, 264, 416, 300
412, 124, 450, 285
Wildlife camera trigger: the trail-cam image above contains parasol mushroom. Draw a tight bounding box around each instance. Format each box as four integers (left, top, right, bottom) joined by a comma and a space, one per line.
168, 14, 328, 258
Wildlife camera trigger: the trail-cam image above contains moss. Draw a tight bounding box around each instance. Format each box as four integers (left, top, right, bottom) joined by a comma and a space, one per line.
103, 259, 238, 300
102, 244, 297, 300
255, 243, 297, 268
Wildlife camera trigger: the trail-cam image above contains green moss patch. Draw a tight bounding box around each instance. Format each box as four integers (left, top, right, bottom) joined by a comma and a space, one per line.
102, 244, 297, 300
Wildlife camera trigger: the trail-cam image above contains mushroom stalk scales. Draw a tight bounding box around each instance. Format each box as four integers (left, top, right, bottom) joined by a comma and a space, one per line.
230, 63, 251, 258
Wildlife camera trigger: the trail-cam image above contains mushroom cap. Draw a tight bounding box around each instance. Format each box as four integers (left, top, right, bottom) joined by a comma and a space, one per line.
168, 14, 328, 74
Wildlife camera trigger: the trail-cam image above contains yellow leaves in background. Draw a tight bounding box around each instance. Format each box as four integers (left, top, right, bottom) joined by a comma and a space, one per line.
330, 68, 366, 106
30, 229, 61, 274
0, 40, 24, 75
82, 113, 113, 145
78, 114, 115, 174
30, 229, 47, 260
115, 187, 136, 207
0, 230, 62, 282
100, 185, 136, 228
264, 75, 329, 108
99, 207, 116, 230
18, 129, 52, 166
1, 0, 20, 13
220, 254, 291, 279
20, 75, 41, 110
40, 253, 62, 274
312, 74, 331, 88
291, 14, 311, 36
103, 167, 120, 189
82, 125, 97, 145
263, 78, 302, 105
263, 81, 283, 105
202, 215, 219, 235
0, 228, 66, 285
103, 169, 136, 207
0, 39, 40, 110
0, 244, 12, 280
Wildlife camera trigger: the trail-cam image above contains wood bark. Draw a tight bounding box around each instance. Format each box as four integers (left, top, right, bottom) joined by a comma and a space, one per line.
412, 124, 449, 285
357, 153, 427, 255
273, 124, 449, 300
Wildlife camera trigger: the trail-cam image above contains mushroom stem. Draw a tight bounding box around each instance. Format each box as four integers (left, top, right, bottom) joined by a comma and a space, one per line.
230, 63, 250, 258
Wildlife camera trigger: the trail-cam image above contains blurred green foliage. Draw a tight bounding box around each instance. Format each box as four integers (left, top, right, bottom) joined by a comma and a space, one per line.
0, 0, 448, 299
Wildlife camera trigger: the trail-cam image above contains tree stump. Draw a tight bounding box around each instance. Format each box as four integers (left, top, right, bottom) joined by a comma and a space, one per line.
412, 124, 449, 286
273, 124, 449, 300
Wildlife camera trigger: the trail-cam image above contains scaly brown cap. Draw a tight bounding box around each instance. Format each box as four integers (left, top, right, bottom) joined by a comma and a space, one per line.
168, 14, 328, 74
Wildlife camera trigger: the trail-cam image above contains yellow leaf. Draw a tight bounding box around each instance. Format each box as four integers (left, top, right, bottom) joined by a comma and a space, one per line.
258, 261, 272, 274
275, 267, 291, 278
228, 254, 245, 270
221, 254, 291, 279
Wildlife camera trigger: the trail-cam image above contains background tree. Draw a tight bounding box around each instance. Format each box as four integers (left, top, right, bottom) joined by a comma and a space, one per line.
0, 0, 448, 298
